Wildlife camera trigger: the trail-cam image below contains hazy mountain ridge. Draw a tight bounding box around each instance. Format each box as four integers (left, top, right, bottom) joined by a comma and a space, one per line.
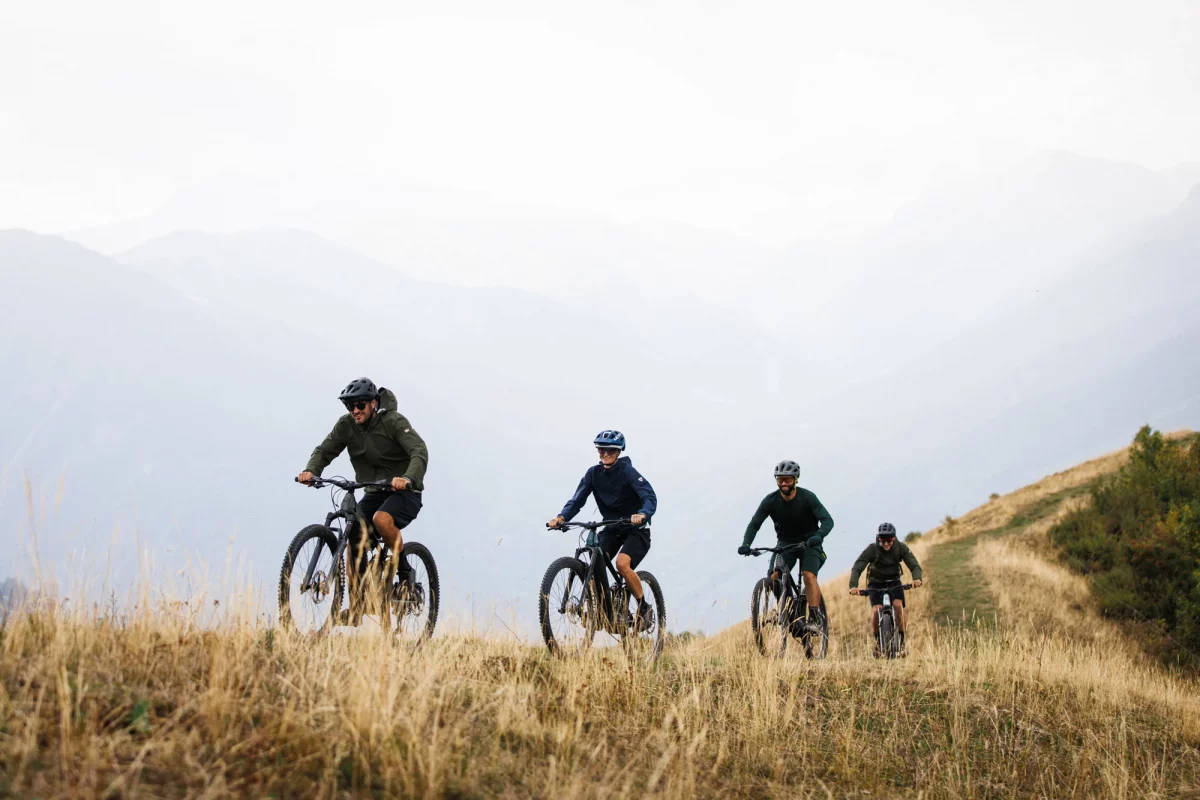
6, 152, 1198, 631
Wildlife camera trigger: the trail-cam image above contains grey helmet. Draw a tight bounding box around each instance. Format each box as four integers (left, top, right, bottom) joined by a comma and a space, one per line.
337, 377, 379, 403
773, 460, 801, 478
877, 522, 897, 540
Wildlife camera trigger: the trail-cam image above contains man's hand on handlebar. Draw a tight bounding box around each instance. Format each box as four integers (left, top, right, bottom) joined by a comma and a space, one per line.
297, 471, 315, 486
630, 513, 646, 526
738, 544, 751, 556
912, 579, 923, 588
547, 515, 565, 529
849, 587, 862, 596
391, 477, 411, 491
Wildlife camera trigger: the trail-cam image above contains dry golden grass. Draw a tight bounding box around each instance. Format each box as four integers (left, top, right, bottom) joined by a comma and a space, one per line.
3, 434, 1199, 798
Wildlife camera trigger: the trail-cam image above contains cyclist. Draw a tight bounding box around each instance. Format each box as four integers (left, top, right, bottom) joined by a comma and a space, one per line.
297, 377, 429, 624
739, 460, 834, 634
547, 430, 658, 629
848, 523, 924, 655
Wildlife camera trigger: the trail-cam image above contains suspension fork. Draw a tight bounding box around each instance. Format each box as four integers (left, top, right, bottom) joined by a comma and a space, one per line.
300, 514, 349, 592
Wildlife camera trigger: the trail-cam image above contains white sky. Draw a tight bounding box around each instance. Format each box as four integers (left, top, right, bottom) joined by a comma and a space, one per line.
2, 0, 1198, 242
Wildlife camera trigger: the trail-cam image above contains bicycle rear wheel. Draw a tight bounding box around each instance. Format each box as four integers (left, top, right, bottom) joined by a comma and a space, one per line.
279, 524, 344, 635
750, 578, 788, 657
539, 556, 596, 655
803, 596, 829, 660
380, 542, 439, 645
621, 570, 666, 664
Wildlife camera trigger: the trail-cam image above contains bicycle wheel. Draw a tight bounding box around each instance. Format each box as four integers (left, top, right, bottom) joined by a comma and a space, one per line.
879, 609, 898, 659
750, 578, 787, 657
279, 524, 344, 635
621, 570, 666, 664
539, 556, 596, 655
380, 542, 439, 645
803, 595, 829, 660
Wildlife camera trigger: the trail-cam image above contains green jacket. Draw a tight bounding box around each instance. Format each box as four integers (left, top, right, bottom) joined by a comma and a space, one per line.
304, 388, 429, 490
848, 541, 923, 587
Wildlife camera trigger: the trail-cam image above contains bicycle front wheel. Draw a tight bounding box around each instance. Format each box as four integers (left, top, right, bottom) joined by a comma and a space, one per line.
279, 524, 344, 635
539, 557, 596, 655
750, 577, 787, 657
879, 609, 898, 659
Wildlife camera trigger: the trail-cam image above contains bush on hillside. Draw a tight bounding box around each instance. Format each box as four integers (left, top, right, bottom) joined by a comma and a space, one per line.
905, 531, 923, 544
1050, 426, 1200, 667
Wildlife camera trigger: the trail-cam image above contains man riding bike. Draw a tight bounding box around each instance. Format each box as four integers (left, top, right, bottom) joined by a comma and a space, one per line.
547, 430, 658, 629
296, 377, 429, 625
739, 460, 834, 634
848, 522, 924, 655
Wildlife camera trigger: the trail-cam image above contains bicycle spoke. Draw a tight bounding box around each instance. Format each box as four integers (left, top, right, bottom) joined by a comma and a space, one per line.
288, 537, 337, 634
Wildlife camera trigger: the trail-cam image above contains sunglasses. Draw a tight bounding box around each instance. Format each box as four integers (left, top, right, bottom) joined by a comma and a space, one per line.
597, 447, 621, 456
344, 400, 371, 412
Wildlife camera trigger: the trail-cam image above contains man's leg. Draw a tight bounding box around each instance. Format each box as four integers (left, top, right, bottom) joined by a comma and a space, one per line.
345, 516, 372, 624
870, 604, 883, 635
372, 510, 413, 602
893, 599, 907, 651
372, 492, 422, 589
615, 553, 643, 601
801, 570, 821, 615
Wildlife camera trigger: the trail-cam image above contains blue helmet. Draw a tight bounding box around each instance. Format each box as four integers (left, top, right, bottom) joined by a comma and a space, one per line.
593, 430, 626, 450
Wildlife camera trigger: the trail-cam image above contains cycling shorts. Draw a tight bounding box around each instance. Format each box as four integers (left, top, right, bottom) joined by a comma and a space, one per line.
599, 524, 651, 570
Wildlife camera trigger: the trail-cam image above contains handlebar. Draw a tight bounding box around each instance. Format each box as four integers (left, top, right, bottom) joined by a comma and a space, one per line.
852, 582, 915, 596
547, 518, 638, 531
747, 543, 808, 556
296, 476, 395, 491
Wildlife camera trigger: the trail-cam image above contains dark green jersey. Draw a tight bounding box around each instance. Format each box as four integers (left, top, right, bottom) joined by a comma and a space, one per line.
742, 488, 834, 547
304, 408, 429, 491
848, 541, 923, 587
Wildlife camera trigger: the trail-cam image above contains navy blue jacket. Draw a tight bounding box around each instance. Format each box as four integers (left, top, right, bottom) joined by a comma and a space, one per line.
559, 456, 658, 522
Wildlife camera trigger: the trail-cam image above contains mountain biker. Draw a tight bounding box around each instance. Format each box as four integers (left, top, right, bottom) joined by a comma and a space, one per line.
296, 377, 429, 624
739, 460, 834, 634
848, 522, 924, 655
547, 430, 658, 629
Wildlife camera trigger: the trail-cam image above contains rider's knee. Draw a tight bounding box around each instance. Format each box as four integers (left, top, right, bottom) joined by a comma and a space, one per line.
615, 553, 633, 571
372, 510, 395, 531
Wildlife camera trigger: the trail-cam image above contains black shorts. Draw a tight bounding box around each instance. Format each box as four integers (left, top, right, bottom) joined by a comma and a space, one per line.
867, 583, 906, 607
598, 525, 651, 570
350, 489, 422, 547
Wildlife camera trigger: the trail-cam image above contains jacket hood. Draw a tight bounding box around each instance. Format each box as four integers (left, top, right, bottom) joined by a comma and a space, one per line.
377, 386, 398, 413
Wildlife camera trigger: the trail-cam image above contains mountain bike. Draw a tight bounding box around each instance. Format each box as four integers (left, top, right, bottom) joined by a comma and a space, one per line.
856, 581, 914, 659
279, 476, 439, 643
539, 519, 667, 664
748, 544, 829, 659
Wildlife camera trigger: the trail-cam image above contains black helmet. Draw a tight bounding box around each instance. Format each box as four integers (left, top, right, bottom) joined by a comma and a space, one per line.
337, 377, 379, 402
773, 460, 801, 478
877, 522, 897, 540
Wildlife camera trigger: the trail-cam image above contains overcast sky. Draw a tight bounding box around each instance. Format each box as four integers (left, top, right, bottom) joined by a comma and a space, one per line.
2, 0, 1198, 242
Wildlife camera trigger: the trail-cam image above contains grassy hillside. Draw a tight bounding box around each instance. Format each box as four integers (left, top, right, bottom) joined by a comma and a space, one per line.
3, 438, 1199, 798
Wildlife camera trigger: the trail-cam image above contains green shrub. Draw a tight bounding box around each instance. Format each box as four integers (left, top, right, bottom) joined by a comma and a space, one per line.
904, 531, 923, 544
1049, 426, 1200, 666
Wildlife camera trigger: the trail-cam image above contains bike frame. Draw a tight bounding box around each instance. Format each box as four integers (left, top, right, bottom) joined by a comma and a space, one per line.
297, 476, 409, 593
752, 543, 810, 609
552, 520, 641, 628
